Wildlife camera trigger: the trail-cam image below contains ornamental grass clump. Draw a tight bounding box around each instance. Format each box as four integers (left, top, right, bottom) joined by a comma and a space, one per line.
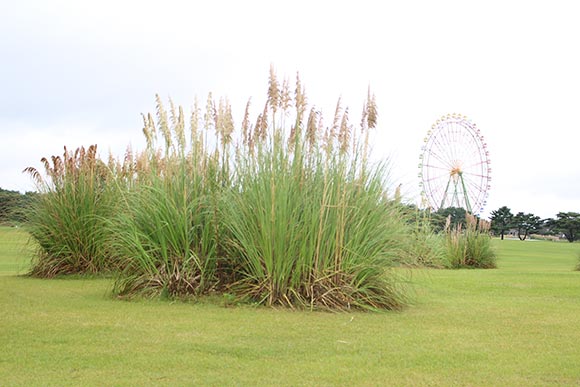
221, 71, 410, 310
24, 145, 118, 277
399, 208, 446, 268
24, 68, 413, 310
109, 96, 227, 298
444, 213, 496, 269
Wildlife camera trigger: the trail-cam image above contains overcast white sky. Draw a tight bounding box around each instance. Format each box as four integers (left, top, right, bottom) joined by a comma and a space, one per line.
1, 0, 579, 219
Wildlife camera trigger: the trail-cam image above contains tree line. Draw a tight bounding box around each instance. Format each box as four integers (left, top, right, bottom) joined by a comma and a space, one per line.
0, 188, 37, 224
490, 206, 580, 242
404, 205, 580, 243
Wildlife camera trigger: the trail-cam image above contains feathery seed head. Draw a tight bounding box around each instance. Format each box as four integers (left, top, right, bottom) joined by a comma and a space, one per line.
360, 100, 368, 133
306, 107, 318, 147
330, 97, 342, 141
295, 72, 307, 120
24, 166, 44, 186
190, 97, 200, 147
259, 102, 269, 142
204, 92, 216, 132
222, 98, 235, 146
366, 87, 378, 130
242, 99, 251, 146
268, 64, 280, 114
155, 94, 172, 152
280, 77, 292, 113
338, 107, 351, 154
142, 113, 153, 148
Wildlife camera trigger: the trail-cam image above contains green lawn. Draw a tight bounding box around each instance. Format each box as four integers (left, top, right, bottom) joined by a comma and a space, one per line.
1, 227, 579, 386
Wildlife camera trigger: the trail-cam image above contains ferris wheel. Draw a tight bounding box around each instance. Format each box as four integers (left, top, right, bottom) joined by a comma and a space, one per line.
418, 114, 491, 215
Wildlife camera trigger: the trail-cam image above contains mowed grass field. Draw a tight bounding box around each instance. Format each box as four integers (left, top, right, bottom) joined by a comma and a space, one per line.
1, 227, 579, 386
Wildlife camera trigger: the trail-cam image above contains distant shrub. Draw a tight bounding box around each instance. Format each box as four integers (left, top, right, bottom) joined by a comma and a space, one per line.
444, 213, 496, 269
529, 234, 561, 242
399, 208, 446, 268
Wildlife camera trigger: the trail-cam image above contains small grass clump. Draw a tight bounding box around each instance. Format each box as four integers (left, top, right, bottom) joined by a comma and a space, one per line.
23, 145, 118, 277
109, 97, 225, 298
399, 207, 446, 268
444, 213, 496, 268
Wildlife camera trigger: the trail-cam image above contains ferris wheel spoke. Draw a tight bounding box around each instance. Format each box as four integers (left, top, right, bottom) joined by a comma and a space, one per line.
435, 130, 456, 162
464, 182, 488, 198
463, 179, 488, 203
424, 150, 455, 170
463, 172, 490, 186
422, 163, 453, 173
423, 170, 452, 182
462, 167, 488, 177
464, 181, 485, 198
463, 160, 488, 170
462, 171, 489, 180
